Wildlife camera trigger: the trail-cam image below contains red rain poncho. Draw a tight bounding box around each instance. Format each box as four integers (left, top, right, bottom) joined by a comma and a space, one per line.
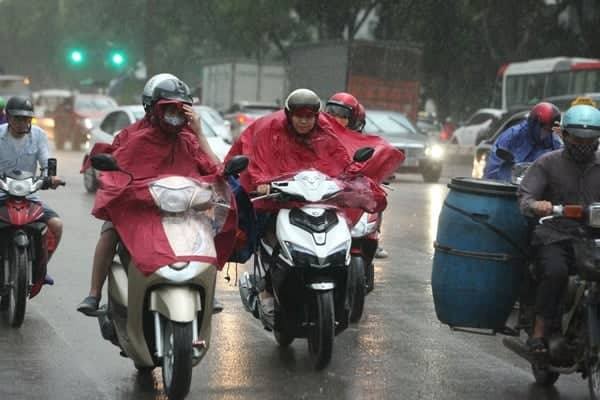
226, 110, 404, 215
89, 120, 237, 275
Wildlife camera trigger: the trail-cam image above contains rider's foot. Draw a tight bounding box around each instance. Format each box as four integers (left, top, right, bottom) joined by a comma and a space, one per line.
374, 247, 389, 259
213, 297, 224, 314
77, 295, 100, 317
43, 274, 54, 286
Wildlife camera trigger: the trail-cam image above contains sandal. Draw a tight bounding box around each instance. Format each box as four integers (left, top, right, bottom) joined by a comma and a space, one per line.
526, 337, 548, 357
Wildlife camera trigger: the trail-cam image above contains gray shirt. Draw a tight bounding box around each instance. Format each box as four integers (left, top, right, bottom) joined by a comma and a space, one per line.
0, 123, 51, 201
518, 149, 600, 245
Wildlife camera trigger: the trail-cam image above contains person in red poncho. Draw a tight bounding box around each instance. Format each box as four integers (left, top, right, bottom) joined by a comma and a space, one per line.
225, 88, 404, 321
77, 76, 221, 316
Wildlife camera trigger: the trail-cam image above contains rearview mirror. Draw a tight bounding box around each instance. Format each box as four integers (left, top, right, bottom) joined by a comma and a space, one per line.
91, 154, 120, 171
224, 155, 249, 176
495, 148, 515, 164
353, 147, 375, 163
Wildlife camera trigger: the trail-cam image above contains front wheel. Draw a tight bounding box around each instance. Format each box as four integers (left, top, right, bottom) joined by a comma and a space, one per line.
531, 363, 559, 386
83, 167, 98, 193
348, 257, 366, 323
162, 320, 193, 400
6, 246, 28, 328
308, 290, 335, 370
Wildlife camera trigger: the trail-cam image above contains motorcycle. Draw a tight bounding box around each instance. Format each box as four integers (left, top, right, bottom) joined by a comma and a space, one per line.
0, 158, 64, 328
239, 147, 378, 369
90, 154, 248, 400
501, 203, 600, 398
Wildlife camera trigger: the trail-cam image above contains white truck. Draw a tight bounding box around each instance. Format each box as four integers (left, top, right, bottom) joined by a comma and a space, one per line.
201, 60, 287, 111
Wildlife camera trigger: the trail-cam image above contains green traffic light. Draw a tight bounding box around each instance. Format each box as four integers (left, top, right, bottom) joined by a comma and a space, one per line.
109, 51, 126, 67
68, 49, 85, 65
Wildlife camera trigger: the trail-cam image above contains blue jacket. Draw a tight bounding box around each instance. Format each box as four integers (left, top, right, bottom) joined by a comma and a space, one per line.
483, 120, 562, 181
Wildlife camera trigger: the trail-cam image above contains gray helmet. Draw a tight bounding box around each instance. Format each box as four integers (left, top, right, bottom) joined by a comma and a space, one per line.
284, 88, 321, 114
5, 96, 34, 117
142, 73, 178, 112
150, 77, 193, 107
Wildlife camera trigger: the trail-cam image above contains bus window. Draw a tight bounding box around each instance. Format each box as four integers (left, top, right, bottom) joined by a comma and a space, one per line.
506, 75, 526, 108
547, 72, 570, 97
526, 74, 545, 105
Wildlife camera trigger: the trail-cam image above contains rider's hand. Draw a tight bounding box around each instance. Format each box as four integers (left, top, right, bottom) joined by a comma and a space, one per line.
256, 184, 270, 195
182, 104, 202, 135
532, 200, 553, 216
50, 176, 65, 189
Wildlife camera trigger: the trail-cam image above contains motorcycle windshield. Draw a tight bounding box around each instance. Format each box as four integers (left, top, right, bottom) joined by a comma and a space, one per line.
95, 172, 237, 274
256, 169, 386, 215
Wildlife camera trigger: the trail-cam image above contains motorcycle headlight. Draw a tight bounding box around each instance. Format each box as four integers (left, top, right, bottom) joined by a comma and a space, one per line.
150, 178, 213, 213
425, 144, 444, 160
7, 178, 33, 197
350, 213, 378, 237
588, 204, 600, 228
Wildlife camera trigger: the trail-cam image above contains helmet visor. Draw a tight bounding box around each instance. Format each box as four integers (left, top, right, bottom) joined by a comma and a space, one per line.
325, 103, 352, 119
565, 125, 600, 139
290, 107, 318, 119
7, 109, 34, 118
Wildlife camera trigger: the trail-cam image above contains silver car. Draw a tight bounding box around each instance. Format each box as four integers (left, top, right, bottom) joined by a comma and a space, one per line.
82, 105, 232, 192
365, 109, 445, 183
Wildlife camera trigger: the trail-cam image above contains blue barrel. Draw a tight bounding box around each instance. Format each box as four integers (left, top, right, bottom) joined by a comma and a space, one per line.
432, 177, 529, 331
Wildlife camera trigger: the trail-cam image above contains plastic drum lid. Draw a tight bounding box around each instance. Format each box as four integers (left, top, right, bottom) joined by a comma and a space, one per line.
447, 177, 518, 197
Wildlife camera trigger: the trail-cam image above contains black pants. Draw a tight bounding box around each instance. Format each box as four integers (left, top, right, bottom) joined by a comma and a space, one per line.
534, 241, 573, 322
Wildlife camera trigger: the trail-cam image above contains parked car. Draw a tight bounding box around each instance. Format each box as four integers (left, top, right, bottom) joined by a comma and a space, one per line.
223, 101, 280, 140
33, 90, 117, 150
364, 109, 445, 183
81, 105, 231, 193
450, 108, 505, 147
471, 110, 530, 178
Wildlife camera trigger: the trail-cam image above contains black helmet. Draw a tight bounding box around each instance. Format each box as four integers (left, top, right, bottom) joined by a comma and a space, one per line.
151, 78, 193, 107
284, 89, 321, 114
6, 96, 34, 117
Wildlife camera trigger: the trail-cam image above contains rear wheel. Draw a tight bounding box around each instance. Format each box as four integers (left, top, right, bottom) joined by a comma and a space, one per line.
162, 320, 193, 400
348, 257, 366, 323
308, 291, 335, 370
532, 363, 559, 386
6, 246, 28, 328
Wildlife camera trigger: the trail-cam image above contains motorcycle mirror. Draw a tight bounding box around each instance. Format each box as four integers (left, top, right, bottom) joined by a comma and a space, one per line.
495, 148, 515, 164
224, 155, 249, 176
91, 154, 120, 172
47, 158, 57, 177
353, 147, 375, 163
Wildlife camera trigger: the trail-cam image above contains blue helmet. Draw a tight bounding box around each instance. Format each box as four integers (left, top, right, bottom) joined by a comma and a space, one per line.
562, 104, 600, 139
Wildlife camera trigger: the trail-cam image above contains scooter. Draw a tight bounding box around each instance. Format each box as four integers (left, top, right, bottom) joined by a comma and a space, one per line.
0, 158, 64, 328
239, 147, 377, 369
91, 154, 247, 400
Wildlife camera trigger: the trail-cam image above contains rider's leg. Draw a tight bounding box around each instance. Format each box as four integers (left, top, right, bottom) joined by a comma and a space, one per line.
532, 241, 571, 340
77, 223, 118, 315
46, 217, 63, 259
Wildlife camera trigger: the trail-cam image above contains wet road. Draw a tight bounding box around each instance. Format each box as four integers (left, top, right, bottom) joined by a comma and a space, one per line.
0, 150, 590, 400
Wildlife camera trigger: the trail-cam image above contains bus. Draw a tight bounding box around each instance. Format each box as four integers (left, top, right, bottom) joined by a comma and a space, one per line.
496, 57, 600, 109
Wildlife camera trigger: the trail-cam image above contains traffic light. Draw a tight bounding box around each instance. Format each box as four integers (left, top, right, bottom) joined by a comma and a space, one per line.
67, 49, 85, 66
108, 50, 126, 68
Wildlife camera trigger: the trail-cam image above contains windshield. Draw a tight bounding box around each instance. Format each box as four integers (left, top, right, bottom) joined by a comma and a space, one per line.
75, 96, 118, 112
365, 111, 419, 137
195, 107, 219, 137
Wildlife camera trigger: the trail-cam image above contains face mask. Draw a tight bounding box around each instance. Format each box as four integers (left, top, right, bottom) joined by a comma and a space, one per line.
565, 140, 599, 164
163, 112, 186, 127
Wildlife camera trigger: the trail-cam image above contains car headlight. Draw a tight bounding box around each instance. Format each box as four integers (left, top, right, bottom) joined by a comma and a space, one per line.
425, 144, 444, 160
83, 118, 93, 130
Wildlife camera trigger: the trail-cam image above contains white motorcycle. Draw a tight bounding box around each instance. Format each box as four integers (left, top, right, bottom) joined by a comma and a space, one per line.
239, 148, 378, 369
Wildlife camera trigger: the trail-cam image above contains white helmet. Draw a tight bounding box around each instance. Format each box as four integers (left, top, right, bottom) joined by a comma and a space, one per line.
142, 73, 178, 112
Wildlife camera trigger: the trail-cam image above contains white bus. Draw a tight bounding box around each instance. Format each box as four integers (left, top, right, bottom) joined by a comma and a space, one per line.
498, 57, 600, 109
